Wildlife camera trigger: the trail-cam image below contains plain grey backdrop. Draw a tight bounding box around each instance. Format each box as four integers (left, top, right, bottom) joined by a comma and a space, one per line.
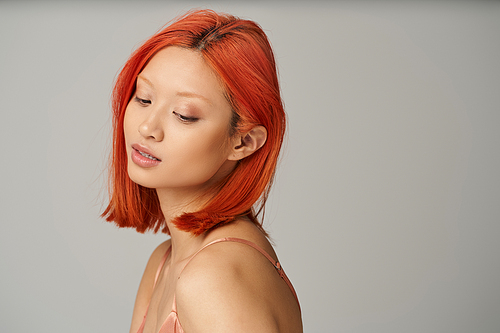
1, 1, 499, 332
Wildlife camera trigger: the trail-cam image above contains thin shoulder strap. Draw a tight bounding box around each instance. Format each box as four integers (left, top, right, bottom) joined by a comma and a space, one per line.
153, 246, 172, 288
136, 246, 173, 333
179, 237, 300, 310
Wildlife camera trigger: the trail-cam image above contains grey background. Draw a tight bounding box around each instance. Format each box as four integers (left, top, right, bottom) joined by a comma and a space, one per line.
1, 1, 499, 332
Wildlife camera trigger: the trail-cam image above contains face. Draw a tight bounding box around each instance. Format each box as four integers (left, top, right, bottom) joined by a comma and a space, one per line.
123, 46, 237, 200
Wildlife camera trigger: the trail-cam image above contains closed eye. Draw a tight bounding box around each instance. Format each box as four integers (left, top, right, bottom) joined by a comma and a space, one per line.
173, 111, 198, 123
134, 96, 151, 106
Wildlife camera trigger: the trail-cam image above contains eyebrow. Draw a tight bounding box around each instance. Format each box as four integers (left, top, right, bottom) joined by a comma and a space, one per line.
176, 91, 213, 106
137, 75, 154, 89
137, 75, 213, 106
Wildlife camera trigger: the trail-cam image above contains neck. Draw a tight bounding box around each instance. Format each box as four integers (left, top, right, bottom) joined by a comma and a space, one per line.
156, 187, 211, 261
167, 220, 208, 263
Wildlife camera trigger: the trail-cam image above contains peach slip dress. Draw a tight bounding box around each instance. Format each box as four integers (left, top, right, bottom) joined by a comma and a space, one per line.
136, 237, 301, 333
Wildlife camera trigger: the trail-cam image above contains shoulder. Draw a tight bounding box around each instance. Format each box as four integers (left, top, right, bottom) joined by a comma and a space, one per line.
145, 239, 172, 274
137, 239, 171, 290
139, 238, 172, 295
129, 239, 171, 333
176, 240, 281, 332
175, 223, 303, 333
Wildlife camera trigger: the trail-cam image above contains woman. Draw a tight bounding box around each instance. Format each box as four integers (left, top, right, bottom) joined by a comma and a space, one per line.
102, 9, 302, 333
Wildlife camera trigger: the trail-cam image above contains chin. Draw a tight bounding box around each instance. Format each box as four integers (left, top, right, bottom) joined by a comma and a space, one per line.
126, 166, 157, 189
128, 175, 154, 189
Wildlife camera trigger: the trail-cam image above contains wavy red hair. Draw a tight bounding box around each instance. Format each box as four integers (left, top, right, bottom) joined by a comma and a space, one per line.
102, 9, 286, 235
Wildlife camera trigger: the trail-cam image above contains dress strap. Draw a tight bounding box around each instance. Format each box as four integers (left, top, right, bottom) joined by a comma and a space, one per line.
136, 246, 172, 333
153, 246, 172, 288
179, 237, 300, 310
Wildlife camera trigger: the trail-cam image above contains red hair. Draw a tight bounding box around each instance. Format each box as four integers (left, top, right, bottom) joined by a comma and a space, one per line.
102, 9, 286, 236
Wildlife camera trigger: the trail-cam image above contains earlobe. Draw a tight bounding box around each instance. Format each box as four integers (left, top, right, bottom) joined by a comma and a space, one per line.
229, 126, 267, 161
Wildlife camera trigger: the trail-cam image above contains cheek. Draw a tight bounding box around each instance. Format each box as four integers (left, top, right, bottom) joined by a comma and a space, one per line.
123, 105, 142, 151
123, 106, 134, 140
173, 129, 232, 177
195, 129, 231, 160
123, 106, 141, 168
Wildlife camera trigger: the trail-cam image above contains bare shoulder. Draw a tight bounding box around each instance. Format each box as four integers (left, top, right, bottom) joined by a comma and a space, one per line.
145, 239, 172, 272
129, 239, 171, 333
139, 239, 172, 290
176, 227, 302, 332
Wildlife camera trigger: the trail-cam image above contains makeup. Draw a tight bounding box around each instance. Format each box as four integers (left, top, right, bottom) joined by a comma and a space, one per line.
131, 144, 161, 167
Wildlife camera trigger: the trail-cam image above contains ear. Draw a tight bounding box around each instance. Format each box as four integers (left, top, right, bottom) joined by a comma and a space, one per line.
228, 126, 267, 161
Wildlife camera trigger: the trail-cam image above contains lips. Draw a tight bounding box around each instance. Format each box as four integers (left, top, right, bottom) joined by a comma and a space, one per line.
136, 149, 160, 161
131, 144, 162, 167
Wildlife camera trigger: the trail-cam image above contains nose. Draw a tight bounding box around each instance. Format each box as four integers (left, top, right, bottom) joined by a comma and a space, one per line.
138, 113, 164, 141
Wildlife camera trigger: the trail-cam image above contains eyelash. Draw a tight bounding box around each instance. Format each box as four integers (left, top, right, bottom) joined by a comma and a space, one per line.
134, 96, 151, 106
134, 96, 198, 123
173, 111, 198, 123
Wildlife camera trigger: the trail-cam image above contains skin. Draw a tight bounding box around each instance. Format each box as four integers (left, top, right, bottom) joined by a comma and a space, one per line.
125, 47, 302, 333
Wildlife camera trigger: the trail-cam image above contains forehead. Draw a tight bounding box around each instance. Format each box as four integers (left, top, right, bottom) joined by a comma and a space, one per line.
138, 47, 226, 105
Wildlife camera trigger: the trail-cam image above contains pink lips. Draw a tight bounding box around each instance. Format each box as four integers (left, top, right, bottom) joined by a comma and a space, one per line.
131, 144, 161, 168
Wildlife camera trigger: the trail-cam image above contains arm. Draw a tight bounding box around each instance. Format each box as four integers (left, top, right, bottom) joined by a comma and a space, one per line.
129, 239, 171, 333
